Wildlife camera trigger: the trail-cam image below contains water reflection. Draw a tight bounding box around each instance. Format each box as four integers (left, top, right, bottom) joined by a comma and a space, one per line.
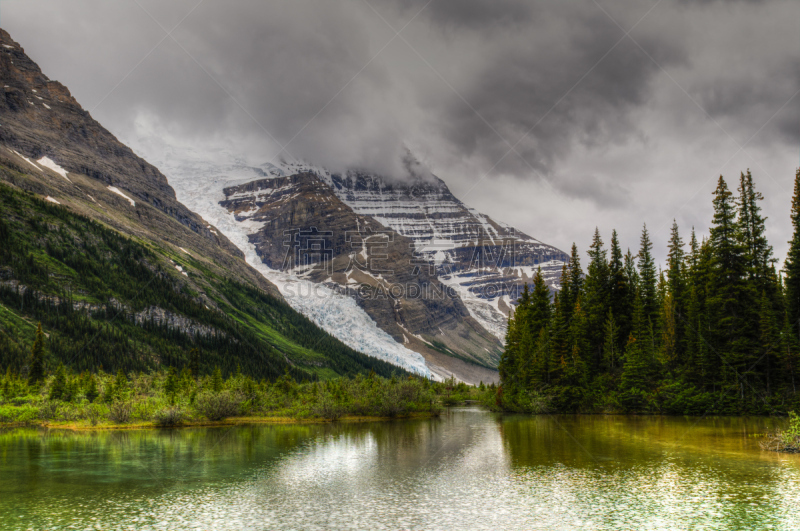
1, 409, 799, 530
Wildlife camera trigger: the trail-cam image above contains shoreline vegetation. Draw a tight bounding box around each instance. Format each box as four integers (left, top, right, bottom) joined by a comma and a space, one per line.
0, 356, 484, 430
760, 411, 800, 453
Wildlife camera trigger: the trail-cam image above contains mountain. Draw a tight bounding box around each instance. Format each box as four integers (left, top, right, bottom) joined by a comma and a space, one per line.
0, 28, 412, 381
130, 141, 568, 383
322, 169, 569, 340
130, 143, 503, 384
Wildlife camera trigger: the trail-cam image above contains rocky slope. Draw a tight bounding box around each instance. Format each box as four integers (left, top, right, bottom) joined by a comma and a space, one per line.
220, 173, 504, 379
0, 29, 279, 300
322, 169, 569, 339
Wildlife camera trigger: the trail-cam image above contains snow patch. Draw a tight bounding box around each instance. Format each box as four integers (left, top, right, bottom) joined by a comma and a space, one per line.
45, 196, 60, 205
107, 186, 136, 206
10, 149, 42, 172
42, 103, 51, 110
37, 156, 71, 182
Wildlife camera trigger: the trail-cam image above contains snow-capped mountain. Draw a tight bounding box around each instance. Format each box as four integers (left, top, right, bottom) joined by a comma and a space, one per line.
129, 139, 567, 383
319, 170, 569, 339
126, 143, 439, 379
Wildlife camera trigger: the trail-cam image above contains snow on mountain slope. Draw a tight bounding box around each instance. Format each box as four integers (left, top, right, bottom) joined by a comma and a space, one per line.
129, 138, 567, 343
130, 142, 432, 378
320, 170, 568, 339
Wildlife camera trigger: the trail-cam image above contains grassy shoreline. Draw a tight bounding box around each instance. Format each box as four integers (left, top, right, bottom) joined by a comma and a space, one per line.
0, 411, 439, 431
1, 366, 477, 430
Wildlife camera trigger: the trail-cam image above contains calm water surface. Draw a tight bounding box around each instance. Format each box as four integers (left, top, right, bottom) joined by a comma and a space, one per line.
1, 408, 799, 530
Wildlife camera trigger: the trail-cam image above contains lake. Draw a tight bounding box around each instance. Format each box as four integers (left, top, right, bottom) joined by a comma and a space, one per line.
1, 407, 798, 530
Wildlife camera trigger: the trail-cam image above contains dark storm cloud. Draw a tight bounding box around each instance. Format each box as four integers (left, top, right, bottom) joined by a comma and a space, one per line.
5, 0, 796, 181
3, 0, 799, 264
429, 2, 687, 178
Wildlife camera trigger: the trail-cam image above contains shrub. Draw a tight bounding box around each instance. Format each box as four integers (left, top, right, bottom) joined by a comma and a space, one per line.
85, 404, 103, 426
108, 400, 133, 423
194, 390, 240, 421
761, 411, 800, 453
0, 405, 38, 424
154, 406, 187, 427
311, 393, 345, 420
38, 400, 58, 420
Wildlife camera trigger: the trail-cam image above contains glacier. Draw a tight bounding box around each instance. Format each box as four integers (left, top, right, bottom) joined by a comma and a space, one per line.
130, 142, 433, 379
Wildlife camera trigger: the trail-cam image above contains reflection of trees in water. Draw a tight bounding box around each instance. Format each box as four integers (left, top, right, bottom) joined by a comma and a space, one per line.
498, 415, 797, 482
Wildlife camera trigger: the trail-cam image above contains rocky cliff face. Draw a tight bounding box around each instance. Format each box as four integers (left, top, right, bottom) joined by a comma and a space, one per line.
321, 171, 568, 339
220, 173, 504, 379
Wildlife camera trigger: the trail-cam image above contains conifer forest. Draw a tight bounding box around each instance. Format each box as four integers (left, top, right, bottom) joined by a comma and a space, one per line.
499, 170, 800, 415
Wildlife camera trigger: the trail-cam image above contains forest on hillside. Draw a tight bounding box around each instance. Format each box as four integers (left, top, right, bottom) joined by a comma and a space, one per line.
0, 182, 404, 382
499, 170, 800, 415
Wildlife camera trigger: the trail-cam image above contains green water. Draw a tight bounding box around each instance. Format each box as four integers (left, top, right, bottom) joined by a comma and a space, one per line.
1, 408, 798, 530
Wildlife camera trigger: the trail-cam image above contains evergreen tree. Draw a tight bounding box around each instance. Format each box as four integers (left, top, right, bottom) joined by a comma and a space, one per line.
620, 333, 649, 411
784, 168, 800, 341
84, 373, 99, 402
529, 269, 552, 336
489, 169, 799, 414
49, 364, 67, 401
666, 221, 687, 365
549, 292, 569, 385
738, 170, 773, 284
637, 224, 659, 328
113, 369, 129, 400
707, 175, 756, 396
584, 228, 610, 369
211, 366, 224, 393
688, 228, 699, 271
562, 243, 584, 321
758, 291, 780, 396
527, 270, 553, 386
609, 230, 631, 350
164, 367, 178, 405
602, 310, 620, 371
499, 285, 527, 388
27, 323, 46, 386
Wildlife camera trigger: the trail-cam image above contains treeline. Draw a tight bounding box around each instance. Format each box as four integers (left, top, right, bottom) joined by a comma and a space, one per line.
500, 170, 800, 415
0, 181, 405, 381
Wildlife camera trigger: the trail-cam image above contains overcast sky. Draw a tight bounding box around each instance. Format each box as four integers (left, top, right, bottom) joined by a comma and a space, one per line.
4, 0, 799, 267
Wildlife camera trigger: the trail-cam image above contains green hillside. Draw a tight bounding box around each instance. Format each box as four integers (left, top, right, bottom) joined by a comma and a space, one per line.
0, 177, 404, 381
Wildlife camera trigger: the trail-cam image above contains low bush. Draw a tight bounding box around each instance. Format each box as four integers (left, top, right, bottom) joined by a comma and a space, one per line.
108, 400, 133, 423
194, 390, 240, 421
311, 393, 346, 420
762, 411, 800, 453
38, 400, 58, 420
85, 404, 103, 426
0, 404, 38, 424
154, 406, 187, 427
